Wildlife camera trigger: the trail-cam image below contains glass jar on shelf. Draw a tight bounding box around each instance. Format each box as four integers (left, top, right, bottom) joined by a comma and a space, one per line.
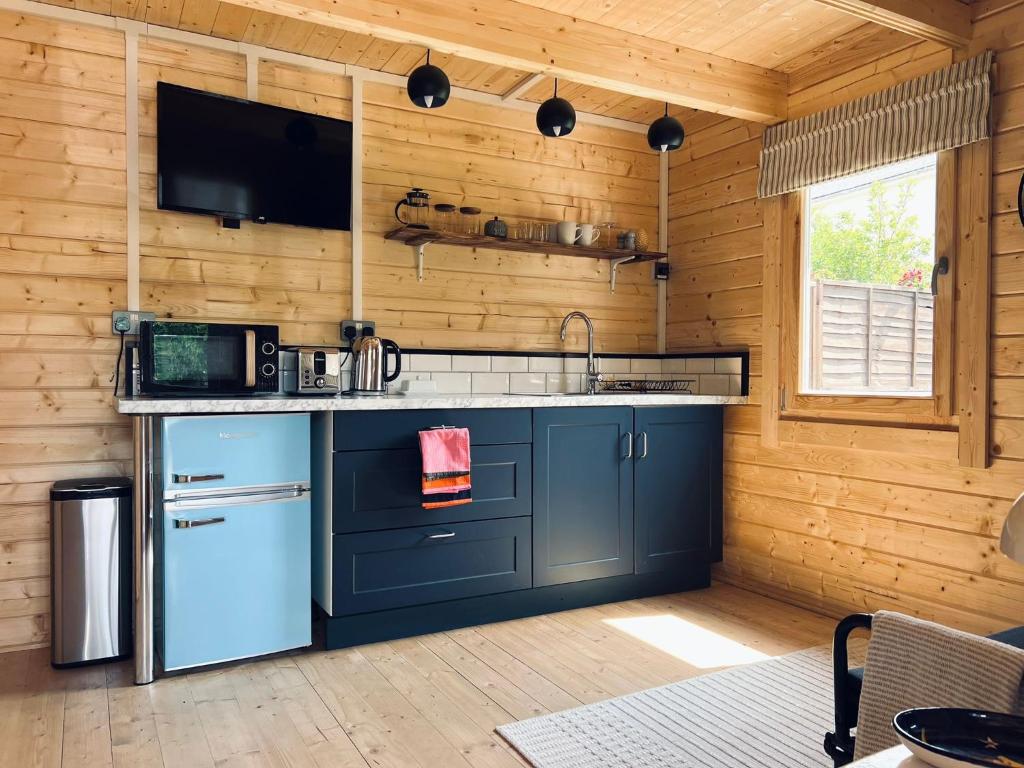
459, 206, 482, 235
433, 203, 457, 232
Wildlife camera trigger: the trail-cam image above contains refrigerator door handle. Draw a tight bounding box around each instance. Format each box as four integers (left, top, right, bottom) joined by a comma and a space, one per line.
172, 473, 225, 484
173, 517, 225, 529
165, 486, 309, 512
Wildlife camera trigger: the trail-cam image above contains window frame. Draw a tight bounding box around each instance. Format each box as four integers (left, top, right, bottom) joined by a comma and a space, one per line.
777, 150, 957, 428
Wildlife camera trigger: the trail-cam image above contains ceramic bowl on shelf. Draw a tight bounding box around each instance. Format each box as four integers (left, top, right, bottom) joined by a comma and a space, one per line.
892, 708, 1024, 768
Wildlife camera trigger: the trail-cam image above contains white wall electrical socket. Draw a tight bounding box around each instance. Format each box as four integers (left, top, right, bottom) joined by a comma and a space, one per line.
111, 310, 156, 335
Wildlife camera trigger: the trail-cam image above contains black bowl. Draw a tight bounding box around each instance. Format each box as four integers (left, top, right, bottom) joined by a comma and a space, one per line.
893, 708, 1024, 768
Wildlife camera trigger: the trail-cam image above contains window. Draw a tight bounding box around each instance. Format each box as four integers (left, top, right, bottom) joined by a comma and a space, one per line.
801, 155, 938, 397
764, 151, 960, 430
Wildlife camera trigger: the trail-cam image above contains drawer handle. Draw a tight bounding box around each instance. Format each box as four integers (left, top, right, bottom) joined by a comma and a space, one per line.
425, 531, 456, 540
173, 473, 224, 484
624, 431, 633, 459
174, 516, 225, 529
639, 431, 649, 459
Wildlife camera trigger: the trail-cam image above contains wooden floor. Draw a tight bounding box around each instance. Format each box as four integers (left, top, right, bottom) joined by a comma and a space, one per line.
0, 583, 837, 768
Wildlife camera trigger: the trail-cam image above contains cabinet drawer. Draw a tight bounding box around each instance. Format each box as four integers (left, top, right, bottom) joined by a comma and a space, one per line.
331, 517, 531, 615
333, 409, 531, 451
333, 443, 531, 533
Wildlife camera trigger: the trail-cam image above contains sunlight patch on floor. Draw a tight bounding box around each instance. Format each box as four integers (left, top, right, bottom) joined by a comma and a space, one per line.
603, 614, 773, 669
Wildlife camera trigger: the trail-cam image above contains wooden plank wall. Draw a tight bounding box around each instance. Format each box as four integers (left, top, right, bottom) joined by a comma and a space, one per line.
0, 7, 658, 652
667, 1, 1024, 634
138, 41, 354, 346
361, 83, 659, 353
0, 10, 129, 652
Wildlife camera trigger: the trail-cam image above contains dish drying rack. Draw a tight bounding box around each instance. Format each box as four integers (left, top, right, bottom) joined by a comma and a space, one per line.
599, 378, 695, 394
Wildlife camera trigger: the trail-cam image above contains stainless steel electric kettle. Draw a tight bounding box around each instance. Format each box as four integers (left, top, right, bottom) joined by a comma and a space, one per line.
350, 335, 401, 394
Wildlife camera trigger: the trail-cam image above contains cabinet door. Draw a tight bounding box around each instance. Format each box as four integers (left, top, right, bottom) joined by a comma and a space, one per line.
333, 443, 531, 533
161, 493, 311, 671
332, 517, 531, 615
633, 406, 722, 574
533, 407, 634, 586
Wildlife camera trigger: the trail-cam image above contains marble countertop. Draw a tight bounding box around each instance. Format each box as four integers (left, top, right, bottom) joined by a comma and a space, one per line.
117, 392, 747, 415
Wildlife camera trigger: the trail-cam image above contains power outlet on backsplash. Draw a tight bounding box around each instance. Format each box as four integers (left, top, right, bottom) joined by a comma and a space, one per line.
111, 310, 155, 335
341, 320, 376, 345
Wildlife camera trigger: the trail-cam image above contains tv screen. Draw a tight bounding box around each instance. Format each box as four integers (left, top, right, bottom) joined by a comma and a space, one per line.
157, 81, 353, 231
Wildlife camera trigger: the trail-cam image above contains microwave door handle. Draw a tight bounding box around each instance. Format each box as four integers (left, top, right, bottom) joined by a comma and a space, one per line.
244, 329, 256, 387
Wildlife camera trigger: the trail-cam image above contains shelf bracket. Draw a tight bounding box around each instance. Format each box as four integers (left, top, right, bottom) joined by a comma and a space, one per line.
610, 255, 641, 293
415, 243, 427, 282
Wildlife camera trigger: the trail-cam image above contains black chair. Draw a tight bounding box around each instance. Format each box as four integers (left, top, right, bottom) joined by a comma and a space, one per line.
824, 614, 1024, 767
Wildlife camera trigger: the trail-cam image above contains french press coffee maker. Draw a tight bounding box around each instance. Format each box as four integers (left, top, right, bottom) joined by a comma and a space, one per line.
395, 187, 430, 229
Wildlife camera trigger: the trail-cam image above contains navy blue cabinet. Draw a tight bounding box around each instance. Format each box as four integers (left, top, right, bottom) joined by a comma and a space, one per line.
332, 516, 531, 615
333, 443, 531, 533
532, 407, 635, 587
633, 407, 722, 574
319, 404, 722, 650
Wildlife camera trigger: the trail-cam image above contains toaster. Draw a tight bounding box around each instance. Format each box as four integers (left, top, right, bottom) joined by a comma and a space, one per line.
280, 347, 344, 394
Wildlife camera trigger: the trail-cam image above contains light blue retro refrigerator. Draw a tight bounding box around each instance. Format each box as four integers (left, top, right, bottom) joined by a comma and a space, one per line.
157, 413, 311, 671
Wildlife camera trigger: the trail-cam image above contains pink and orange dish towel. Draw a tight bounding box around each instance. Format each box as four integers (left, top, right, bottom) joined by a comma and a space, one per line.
418, 427, 472, 509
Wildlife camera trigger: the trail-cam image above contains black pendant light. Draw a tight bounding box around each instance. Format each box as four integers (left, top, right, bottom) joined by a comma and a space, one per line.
536, 79, 576, 138
407, 50, 450, 109
647, 103, 685, 152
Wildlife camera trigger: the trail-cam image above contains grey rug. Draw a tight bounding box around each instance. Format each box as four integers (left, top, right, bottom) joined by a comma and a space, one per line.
497, 646, 837, 768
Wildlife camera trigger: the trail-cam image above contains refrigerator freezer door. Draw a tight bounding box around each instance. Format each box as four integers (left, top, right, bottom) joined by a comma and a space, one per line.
161, 491, 311, 670
162, 414, 310, 496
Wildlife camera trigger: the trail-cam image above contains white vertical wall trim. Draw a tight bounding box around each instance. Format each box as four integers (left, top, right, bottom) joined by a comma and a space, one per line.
657, 151, 669, 353
351, 73, 364, 318
246, 52, 259, 100
125, 29, 140, 312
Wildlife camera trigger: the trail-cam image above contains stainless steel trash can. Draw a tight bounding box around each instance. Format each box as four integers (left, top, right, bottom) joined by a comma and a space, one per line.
51, 477, 132, 667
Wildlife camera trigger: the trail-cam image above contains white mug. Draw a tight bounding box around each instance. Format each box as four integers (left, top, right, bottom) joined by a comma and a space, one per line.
557, 221, 582, 246
579, 223, 601, 246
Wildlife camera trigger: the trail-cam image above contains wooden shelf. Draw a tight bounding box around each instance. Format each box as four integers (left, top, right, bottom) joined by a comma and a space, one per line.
385, 225, 665, 290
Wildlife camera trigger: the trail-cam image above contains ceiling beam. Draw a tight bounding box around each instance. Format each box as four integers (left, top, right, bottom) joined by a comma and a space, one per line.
213, 0, 788, 123
813, 0, 972, 48
502, 72, 545, 102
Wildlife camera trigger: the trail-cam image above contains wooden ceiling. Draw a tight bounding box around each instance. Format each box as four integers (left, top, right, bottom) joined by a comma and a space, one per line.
30, 0, 964, 124
511, 0, 866, 70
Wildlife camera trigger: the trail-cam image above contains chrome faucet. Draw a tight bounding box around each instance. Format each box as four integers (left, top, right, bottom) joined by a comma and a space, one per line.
560, 311, 601, 394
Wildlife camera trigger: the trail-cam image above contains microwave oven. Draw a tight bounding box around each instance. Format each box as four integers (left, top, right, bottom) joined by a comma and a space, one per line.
138, 321, 279, 396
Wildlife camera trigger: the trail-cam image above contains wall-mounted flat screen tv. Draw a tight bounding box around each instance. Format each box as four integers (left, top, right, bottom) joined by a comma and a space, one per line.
157, 81, 353, 231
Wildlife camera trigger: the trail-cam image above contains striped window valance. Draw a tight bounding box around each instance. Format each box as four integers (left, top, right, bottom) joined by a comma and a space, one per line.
757, 51, 993, 199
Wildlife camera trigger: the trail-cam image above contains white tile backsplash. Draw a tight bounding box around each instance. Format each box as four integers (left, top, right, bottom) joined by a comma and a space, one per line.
630, 358, 663, 375
546, 374, 582, 393
528, 356, 563, 373
409, 353, 451, 372
563, 357, 592, 374
491, 356, 529, 373
598, 357, 630, 374
431, 372, 472, 393
451, 354, 490, 372
699, 374, 730, 395
685, 358, 716, 374
715, 357, 743, 374
509, 372, 546, 393
471, 372, 510, 394
396, 351, 747, 397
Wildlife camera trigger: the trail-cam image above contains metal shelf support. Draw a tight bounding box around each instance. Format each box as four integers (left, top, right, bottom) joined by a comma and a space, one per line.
610, 255, 642, 293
